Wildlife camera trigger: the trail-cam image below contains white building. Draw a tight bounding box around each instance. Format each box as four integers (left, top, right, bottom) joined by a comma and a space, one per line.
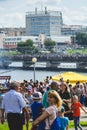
3, 35, 71, 49
49, 36, 71, 44
3, 36, 39, 49
0, 32, 5, 49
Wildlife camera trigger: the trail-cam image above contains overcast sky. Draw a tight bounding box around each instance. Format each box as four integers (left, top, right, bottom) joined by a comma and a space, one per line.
0, 0, 87, 27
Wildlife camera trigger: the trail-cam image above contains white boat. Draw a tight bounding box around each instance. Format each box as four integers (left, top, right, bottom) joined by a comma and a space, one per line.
57, 62, 77, 69
30, 62, 47, 68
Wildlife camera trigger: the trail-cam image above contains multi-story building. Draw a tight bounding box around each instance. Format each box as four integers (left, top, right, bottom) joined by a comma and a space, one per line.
61, 25, 87, 44
61, 25, 87, 43
3, 35, 71, 50
0, 27, 26, 36
0, 31, 5, 49
26, 7, 63, 36
61, 25, 87, 36
3, 36, 41, 49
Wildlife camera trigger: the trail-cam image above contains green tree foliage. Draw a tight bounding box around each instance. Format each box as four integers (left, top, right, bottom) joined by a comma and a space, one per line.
26, 39, 34, 47
44, 39, 56, 51
17, 39, 35, 54
76, 33, 87, 45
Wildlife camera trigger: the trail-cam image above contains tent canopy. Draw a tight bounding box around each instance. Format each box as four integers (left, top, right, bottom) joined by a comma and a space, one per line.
52, 71, 87, 84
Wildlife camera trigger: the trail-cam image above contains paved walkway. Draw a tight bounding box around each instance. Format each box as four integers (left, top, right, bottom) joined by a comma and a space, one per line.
69, 107, 87, 130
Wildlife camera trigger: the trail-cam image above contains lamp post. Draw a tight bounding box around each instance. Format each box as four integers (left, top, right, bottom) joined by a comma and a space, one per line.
32, 57, 37, 82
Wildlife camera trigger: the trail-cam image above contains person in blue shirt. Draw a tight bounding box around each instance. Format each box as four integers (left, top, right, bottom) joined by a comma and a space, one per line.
31, 92, 45, 130
58, 106, 69, 130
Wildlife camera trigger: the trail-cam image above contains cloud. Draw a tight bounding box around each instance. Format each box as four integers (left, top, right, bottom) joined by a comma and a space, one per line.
26, 0, 61, 4
0, 7, 4, 11
0, 0, 87, 27
60, 5, 87, 25
0, 12, 25, 27
0, 0, 10, 2
0, 0, 6, 1
26, 0, 61, 11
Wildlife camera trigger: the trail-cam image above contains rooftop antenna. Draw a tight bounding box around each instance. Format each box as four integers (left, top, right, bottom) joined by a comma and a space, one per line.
35, 8, 37, 14
41, 0, 43, 11
45, 6, 47, 14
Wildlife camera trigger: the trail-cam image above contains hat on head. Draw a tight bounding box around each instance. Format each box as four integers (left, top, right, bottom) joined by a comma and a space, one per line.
58, 106, 65, 113
32, 92, 42, 99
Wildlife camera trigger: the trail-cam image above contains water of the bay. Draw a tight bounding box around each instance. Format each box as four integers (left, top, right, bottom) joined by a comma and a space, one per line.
0, 68, 60, 82
0, 68, 87, 82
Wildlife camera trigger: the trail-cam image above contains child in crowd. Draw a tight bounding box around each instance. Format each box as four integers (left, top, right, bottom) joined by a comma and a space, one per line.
26, 86, 33, 108
33, 90, 63, 130
70, 95, 87, 130
25, 86, 33, 121
31, 92, 45, 130
58, 106, 69, 130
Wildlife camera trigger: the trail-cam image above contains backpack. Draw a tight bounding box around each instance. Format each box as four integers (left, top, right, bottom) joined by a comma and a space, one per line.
50, 117, 61, 130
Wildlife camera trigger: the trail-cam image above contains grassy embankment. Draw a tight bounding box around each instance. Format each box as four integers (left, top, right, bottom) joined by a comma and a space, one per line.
0, 48, 87, 130
0, 121, 87, 130
67, 48, 87, 55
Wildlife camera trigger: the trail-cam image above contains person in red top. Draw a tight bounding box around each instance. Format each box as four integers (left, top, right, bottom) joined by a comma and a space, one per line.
71, 95, 87, 130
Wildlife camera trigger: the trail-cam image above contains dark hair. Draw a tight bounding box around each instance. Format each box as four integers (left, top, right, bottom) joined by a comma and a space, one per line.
61, 82, 70, 92
50, 81, 58, 89
9, 82, 18, 89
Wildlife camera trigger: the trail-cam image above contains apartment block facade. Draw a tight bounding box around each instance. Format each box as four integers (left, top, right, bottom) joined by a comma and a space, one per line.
26, 8, 63, 36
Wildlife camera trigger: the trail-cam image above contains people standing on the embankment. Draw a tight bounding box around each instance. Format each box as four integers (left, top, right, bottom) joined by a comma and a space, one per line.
1, 81, 29, 130
33, 90, 63, 130
42, 81, 60, 108
71, 95, 87, 130
58, 106, 69, 130
31, 91, 45, 130
58, 82, 73, 120
65, 95, 87, 130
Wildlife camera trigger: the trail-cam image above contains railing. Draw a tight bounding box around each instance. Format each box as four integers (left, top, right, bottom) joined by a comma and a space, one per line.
1, 54, 87, 63
7, 54, 87, 62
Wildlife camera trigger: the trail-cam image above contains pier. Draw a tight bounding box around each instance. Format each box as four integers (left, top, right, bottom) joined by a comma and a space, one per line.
1, 54, 87, 71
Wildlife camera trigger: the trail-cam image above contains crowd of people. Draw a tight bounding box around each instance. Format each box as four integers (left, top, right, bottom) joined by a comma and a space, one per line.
0, 76, 87, 130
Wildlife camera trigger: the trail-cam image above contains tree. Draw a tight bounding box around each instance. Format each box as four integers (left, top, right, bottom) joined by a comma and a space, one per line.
17, 39, 35, 54
44, 39, 56, 51
25, 39, 34, 47
76, 32, 87, 45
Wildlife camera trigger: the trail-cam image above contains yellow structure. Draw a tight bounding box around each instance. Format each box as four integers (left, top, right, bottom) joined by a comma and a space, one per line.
52, 71, 87, 84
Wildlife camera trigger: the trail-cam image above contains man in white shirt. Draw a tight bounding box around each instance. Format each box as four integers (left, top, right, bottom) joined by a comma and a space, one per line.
1, 81, 29, 130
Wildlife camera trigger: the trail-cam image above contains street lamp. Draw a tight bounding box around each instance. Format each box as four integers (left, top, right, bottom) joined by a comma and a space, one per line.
32, 57, 37, 82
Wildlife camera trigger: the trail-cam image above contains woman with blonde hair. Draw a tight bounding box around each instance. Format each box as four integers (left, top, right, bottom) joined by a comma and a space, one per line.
33, 90, 62, 130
